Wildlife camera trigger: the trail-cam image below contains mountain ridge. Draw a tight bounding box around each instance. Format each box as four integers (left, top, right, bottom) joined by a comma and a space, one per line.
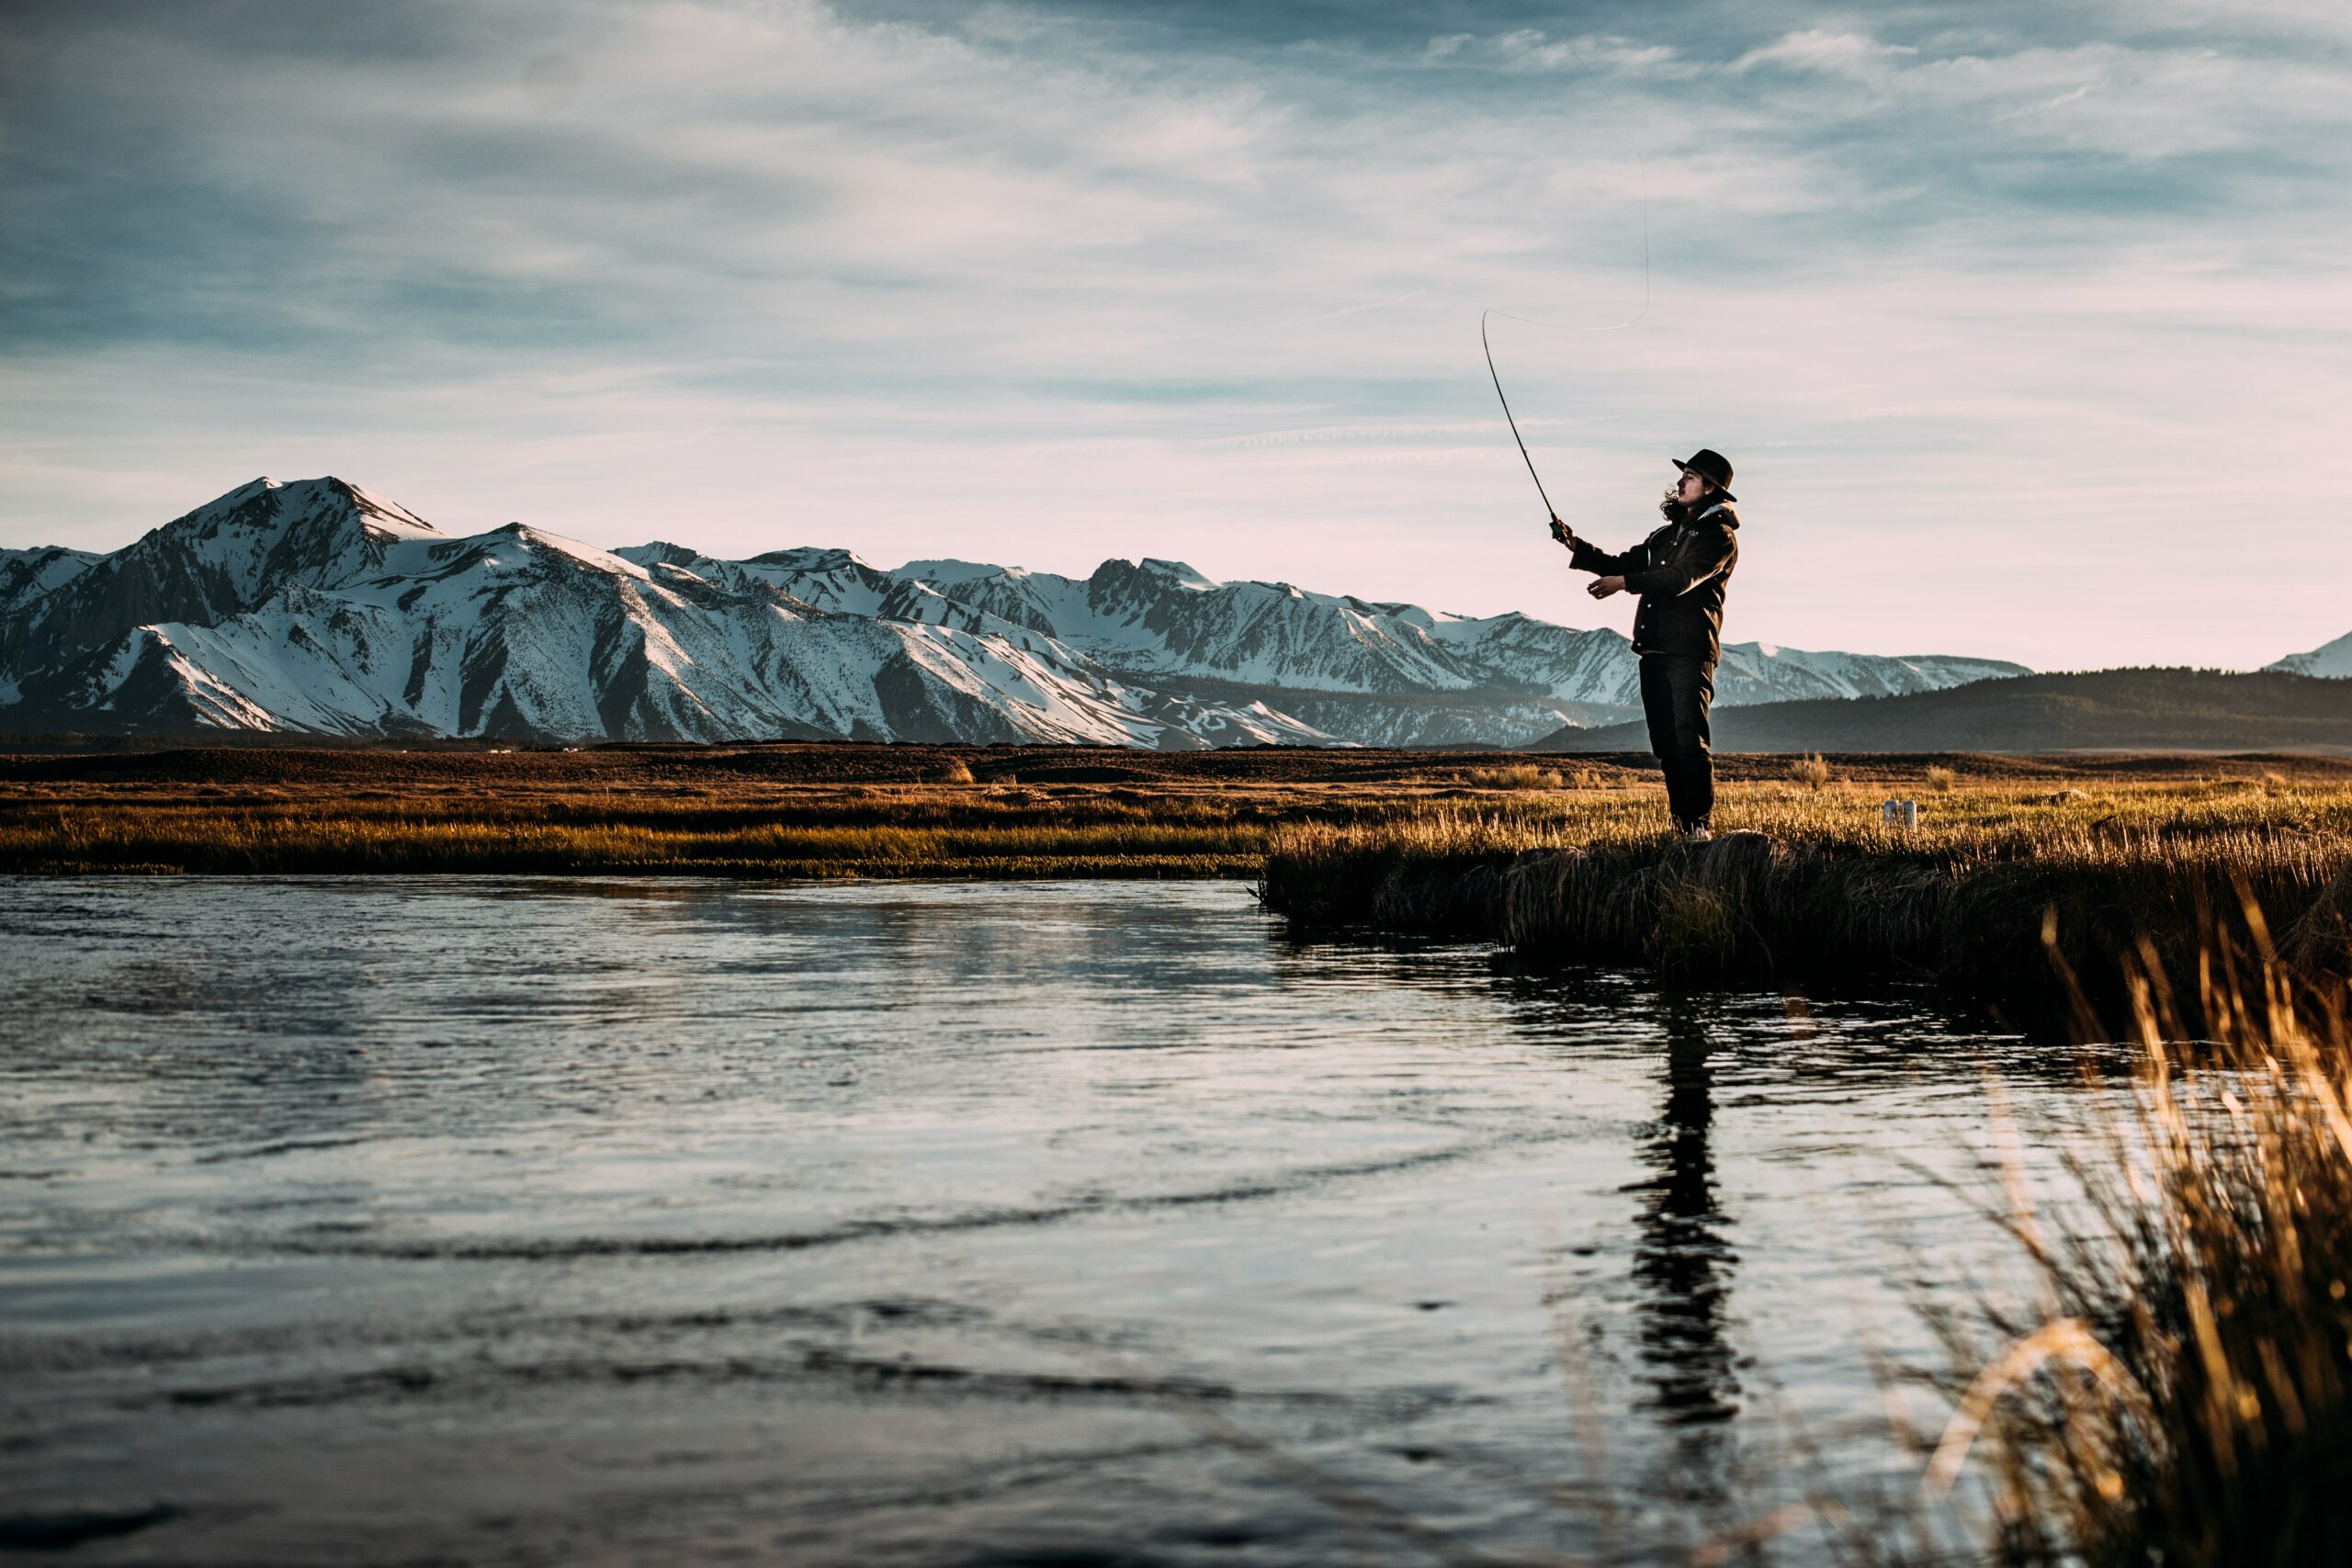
2270, 630, 2352, 681
1528, 668, 2352, 754
2, 474, 2045, 747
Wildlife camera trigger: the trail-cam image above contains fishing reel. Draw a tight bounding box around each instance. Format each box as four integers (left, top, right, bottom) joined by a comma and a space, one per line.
1548, 514, 1575, 548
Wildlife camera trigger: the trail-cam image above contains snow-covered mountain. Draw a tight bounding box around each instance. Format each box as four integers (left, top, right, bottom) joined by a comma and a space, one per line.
2267, 632, 2352, 680
702, 551, 2026, 710
0, 546, 101, 618
0, 476, 2029, 747
1, 481, 1325, 747
5, 479, 437, 680
1713, 642, 2027, 705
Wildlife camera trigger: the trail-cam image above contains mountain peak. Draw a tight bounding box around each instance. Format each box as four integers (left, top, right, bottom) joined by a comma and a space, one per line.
750, 546, 875, 572
0, 474, 453, 680
2268, 629, 2352, 680
616, 541, 703, 568
334, 478, 440, 539
895, 558, 1012, 586
1135, 558, 1216, 591
481, 523, 648, 579
182, 475, 438, 543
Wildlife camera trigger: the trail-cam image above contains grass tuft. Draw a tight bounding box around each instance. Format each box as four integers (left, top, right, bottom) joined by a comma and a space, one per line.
1464, 764, 1564, 791
1917, 929, 2352, 1564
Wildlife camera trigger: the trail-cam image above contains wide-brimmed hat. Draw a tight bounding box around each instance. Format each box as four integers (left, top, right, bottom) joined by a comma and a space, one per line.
1671, 448, 1736, 502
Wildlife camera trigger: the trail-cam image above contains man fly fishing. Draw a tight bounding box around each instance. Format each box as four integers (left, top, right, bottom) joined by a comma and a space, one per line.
1549, 450, 1740, 843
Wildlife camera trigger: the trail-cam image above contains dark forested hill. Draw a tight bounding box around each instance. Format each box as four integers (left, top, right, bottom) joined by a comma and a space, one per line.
1528, 668, 2352, 753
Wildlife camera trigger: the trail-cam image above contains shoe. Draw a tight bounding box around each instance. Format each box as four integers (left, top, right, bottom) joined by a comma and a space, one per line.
1685, 825, 1713, 844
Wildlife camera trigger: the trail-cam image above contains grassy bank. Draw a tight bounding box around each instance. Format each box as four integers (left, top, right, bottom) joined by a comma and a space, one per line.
0, 742, 1520, 878
7, 748, 2352, 1021
11, 742, 2325, 883
1261, 777, 2352, 1027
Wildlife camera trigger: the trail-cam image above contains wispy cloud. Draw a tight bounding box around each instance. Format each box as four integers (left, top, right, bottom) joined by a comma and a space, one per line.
1734, 28, 1918, 78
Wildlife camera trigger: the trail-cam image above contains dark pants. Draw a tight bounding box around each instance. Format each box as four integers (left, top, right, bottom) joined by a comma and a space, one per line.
1639, 653, 1715, 830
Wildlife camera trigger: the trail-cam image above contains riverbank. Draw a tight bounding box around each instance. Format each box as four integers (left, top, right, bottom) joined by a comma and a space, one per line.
6, 746, 2351, 1021
10, 741, 2330, 881
1261, 780, 2352, 1029
0, 740, 1456, 878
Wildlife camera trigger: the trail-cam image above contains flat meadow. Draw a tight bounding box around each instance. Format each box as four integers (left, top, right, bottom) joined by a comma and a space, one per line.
4, 740, 2346, 878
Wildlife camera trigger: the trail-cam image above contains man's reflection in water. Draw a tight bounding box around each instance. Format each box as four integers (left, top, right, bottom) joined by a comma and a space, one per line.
1630, 1000, 1742, 1462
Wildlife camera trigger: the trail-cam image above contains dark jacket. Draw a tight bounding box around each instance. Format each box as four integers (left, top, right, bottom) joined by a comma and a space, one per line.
1570, 502, 1740, 664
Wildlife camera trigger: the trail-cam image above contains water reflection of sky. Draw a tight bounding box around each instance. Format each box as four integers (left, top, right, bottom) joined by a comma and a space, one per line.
0, 877, 2113, 1564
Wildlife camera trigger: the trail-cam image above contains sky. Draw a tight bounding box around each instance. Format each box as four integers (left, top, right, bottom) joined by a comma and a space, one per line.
4, 0, 2348, 671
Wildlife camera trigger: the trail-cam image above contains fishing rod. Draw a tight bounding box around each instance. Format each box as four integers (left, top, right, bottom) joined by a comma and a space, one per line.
1482, 310, 1557, 524
1481, 152, 1652, 537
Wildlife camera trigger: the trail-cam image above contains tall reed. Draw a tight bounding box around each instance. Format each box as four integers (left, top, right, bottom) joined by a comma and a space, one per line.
1917, 921, 2352, 1565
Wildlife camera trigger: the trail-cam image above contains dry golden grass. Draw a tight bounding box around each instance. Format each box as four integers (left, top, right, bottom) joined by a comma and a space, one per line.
1899, 928, 2352, 1565
0, 791, 1290, 879
1260, 777, 2352, 1026
6, 749, 2349, 950
1462, 763, 1564, 790
0, 744, 1466, 879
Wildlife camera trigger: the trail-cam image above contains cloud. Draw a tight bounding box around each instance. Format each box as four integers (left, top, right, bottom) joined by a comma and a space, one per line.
1735, 28, 1917, 78
1480, 29, 1690, 75
1, 0, 2348, 669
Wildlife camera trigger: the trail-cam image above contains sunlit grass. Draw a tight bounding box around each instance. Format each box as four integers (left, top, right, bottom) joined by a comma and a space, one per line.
0, 802, 1284, 876
1260, 780, 2352, 1024
1461, 763, 1565, 790
0, 769, 1439, 877
7, 767, 2350, 948
1894, 923, 2352, 1565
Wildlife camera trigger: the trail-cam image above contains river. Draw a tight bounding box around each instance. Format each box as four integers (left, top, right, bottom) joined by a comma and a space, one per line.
0, 877, 2107, 1564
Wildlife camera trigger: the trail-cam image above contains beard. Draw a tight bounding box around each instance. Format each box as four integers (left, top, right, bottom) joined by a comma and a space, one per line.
1658, 486, 1696, 525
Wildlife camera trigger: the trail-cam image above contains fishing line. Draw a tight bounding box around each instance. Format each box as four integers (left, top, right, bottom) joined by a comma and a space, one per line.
1481, 152, 1652, 524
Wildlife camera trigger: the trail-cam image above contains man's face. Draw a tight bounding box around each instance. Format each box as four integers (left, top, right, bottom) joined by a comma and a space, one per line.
1673, 468, 1710, 506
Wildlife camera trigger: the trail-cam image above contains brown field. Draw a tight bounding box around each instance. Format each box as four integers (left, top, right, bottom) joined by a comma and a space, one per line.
4, 740, 2349, 883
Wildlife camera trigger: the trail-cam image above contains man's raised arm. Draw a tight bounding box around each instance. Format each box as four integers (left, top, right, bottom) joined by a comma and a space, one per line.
1566, 526, 1646, 577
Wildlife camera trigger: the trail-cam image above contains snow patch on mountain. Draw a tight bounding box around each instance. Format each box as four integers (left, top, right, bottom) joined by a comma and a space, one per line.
1, 546, 103, 615
1716, 642, 2030, 705
2267, 631, 2352, 680
882, 557, 2026, 712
